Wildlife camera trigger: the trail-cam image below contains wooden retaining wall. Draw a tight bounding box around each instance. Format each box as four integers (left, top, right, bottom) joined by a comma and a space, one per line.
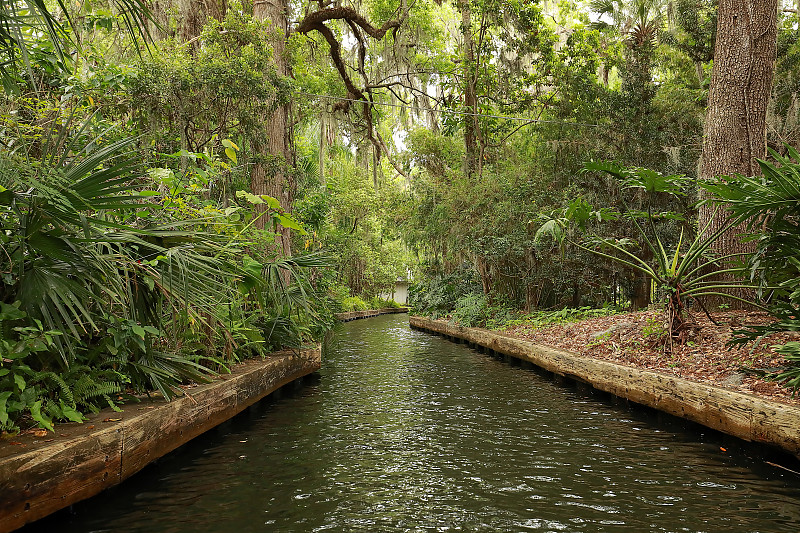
0, 347, 321, 533
334, 307, 409, 322
410, 316, 800, 459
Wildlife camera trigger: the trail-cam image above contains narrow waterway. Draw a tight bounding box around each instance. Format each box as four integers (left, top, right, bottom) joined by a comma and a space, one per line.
30, 314, 800, 532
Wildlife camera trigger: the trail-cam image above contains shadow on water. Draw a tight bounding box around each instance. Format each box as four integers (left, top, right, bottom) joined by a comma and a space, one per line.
23, 314, 800, 533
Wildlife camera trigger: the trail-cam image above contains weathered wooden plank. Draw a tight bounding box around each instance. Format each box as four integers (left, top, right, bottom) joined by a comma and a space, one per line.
334, 308, 408, 322
410, 316, 800, 458
119, 351, 320, 482
0, 347, 321, 533
0, 426, 123, 531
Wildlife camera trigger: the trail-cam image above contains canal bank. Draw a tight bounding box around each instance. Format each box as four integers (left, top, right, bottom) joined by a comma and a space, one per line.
410, 316, 800, 460
334, 307, 408, 322
0, 346, 320, 533
24, 313, 800, 533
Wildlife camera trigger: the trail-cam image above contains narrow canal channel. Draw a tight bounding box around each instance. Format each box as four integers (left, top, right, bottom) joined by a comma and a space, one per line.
29, 314, 800, 532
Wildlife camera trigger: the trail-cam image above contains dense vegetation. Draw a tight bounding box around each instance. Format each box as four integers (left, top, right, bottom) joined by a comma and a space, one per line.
1, 0, 800, 431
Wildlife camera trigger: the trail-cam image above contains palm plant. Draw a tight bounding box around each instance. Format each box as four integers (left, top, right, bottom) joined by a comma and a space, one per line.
537, 161, 761, 347
0, 0, 152, 88
703, 147, 800, 392
2, 112, 316, 383
590, 0, 669, 42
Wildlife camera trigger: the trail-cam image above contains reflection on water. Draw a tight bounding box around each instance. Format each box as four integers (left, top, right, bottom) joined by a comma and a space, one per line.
27, 314, 800, 532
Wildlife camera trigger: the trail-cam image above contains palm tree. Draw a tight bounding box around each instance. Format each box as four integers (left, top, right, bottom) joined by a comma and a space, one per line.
0, 0, 151, 86
590, 0, 670, 39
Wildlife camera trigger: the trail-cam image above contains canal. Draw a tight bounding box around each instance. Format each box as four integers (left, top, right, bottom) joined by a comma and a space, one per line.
27, 314, 800, 532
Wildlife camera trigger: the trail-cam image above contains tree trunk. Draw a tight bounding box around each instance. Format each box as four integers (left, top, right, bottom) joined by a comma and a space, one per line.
630, 273, 651, 310
148, 0, 227, 43
252, 0, 292, 258
318, 111, 326, 186
698, 0, 777, 307
459, 0, 479, 178
694, 61, 704, 85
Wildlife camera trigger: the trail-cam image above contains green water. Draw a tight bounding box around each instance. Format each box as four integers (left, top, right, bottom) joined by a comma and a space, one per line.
28, 314, 800, 532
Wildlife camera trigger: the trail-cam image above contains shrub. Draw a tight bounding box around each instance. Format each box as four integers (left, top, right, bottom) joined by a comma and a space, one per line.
707, 147, 800, 393
409, 266, 481, 319
367, 296, 401, 309
451, 293, 490, 327
540, 162, 761, 348
341, 296, 369, 312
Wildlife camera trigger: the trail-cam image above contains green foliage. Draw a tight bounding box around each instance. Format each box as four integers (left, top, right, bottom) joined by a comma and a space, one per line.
409, 266, 482, 319
450, 293, 490, 328
505, 306, 621, 329
448, 299, 620, 331
129, 7, 290, 182
540, 162, 759, 346
307, 148, 413, 301
367, 297, 402, 309
769, 343, 800, 395
0, 308, 131, 431
707, 147, 800, 393
0, 0, 151, 91
341, 296, 369, 312
640, 314, 668, 344
0, 105, 326, 430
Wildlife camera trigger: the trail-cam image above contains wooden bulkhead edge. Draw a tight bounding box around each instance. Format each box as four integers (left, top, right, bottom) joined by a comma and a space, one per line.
409, 316, 800, 459
334, 307, 409, 322
0, 346, 321, 533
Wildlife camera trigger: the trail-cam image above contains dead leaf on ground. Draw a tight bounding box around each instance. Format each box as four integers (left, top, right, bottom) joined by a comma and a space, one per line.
102, 418, 122, 423
502, 309, 800, 407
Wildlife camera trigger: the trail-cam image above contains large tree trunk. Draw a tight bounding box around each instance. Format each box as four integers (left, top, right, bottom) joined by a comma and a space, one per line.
459, 0, 479, 178
148, 0, 227, 43
630, 273, 651, 310
698, 0, 777, 307
252, 0, 292, 258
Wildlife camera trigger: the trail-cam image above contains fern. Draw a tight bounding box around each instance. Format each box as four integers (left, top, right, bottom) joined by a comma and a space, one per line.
36, 371, 75, 405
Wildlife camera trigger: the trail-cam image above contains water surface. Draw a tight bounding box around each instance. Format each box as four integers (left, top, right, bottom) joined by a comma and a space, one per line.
31, 314, 800, 532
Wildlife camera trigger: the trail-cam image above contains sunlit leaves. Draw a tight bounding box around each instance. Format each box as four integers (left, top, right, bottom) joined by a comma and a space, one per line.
583, 160, 692, 196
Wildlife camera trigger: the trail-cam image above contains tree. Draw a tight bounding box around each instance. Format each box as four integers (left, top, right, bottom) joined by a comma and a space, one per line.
698, 0, 778, 305
0, 0, 151, 88
295, 5, 407, 179
458, 0, 479, 177
147, 0, 227, 45
252, 0, 293, 257
661, 0, 717, 85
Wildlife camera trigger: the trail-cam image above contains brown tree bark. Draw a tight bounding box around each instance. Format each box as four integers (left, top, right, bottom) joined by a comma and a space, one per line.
459, 0, 479, 178
148, 0, 227, 44
295, 7, 407, 179
252, 0, 292, 258
630, 274, 651, 310
698, 0, 777, 306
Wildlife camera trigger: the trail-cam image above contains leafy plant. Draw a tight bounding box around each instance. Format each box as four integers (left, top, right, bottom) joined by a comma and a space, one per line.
0, 303, 132, 431
341, 296, 369, 312
538, 161, 761, 347
0, 0, 152, 90
451, 293, 490, 327
769, 342, 800, 394
0, 109, 326, 429
409, 265, 482, 319
706, 147, 800, 392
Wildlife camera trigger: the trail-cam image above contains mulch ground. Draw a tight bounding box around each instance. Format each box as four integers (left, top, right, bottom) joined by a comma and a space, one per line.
500, 309, 800, 406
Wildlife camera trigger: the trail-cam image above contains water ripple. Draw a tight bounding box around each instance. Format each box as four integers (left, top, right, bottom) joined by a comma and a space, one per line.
33, 314, 800, 533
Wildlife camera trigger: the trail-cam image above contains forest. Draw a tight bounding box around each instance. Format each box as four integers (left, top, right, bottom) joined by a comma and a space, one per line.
1, 0, 799, 432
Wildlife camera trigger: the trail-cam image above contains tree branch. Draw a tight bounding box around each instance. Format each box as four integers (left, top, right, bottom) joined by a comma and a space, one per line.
296, 7, 401, 40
